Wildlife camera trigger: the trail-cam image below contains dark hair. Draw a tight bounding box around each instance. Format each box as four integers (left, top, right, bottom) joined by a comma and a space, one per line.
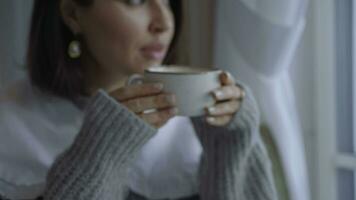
27, 0, 183, 100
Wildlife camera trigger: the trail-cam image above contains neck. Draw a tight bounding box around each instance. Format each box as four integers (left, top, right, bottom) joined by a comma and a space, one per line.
82, 54, 128, 96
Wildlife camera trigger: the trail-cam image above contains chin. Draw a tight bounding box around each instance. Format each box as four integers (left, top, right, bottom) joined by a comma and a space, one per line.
129, 64, 148, 75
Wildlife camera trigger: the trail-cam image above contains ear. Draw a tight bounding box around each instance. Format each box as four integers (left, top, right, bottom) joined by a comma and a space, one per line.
60, 0, 82, 34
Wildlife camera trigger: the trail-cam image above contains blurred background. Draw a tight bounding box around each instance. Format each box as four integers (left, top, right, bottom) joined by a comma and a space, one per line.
0, 0, 354, 200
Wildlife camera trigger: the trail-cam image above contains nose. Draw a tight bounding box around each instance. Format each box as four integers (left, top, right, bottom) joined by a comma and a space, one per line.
148, 1, 174, 35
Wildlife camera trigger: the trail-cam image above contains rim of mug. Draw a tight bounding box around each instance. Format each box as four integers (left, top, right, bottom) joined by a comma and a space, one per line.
145, 65, 222, 75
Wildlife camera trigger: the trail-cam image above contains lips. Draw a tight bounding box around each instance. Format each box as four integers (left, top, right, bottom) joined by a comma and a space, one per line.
141, 43, 167, 60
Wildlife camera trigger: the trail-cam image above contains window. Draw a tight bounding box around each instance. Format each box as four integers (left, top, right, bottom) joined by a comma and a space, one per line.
335, 0, 356, 199
314, 0, 356, 199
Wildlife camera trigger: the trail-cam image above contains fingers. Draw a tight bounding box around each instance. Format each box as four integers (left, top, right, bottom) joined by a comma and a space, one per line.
122, 93, 177, 113
207, 71, 244, 127
139, 107, 179, 128
205, 100, 241, 116
206, 115, 233, 127
110, 83, 164, 101
212, 85, 245, 102
109, 83, 179, 128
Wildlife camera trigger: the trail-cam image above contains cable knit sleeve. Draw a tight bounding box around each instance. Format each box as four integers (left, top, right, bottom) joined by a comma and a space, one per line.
191, 81, 278, 200
40, 90, 157, 200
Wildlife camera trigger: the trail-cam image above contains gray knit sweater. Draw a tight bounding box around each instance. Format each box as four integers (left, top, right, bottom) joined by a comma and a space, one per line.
1, 85, 278, 200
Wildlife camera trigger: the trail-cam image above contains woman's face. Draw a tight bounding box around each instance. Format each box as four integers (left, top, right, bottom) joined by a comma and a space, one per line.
75, 0, 175, 77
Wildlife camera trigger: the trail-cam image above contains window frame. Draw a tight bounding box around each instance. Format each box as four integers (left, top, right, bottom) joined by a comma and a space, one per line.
352, 0, 356, 197
313, 0, 337, 199
314, 0, 356, 199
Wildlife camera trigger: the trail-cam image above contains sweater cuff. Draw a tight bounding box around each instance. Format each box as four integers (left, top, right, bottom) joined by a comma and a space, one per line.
192, 81, 260, 149
74, 89, 157, 164
225, 80, 260, 132
44, 90, 157, 199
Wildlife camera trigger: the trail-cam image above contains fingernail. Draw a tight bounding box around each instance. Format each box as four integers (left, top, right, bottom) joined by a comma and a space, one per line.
226, 72, 233, 79
207, 117, 215, 123
208, 106, 216, 114
213, 90, 224, 99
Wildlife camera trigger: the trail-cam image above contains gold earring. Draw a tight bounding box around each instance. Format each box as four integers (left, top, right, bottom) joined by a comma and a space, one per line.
68, 40, 81, 59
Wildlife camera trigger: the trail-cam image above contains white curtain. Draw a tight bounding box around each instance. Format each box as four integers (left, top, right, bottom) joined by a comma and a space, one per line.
0, 0, 32, 91
0, 1, 310, 199
213, 1, 310, 200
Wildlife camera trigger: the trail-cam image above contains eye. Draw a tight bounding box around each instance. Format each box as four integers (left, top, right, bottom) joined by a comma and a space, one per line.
124, 0, 146, 6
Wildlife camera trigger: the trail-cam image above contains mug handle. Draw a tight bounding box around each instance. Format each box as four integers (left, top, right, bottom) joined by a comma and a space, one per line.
126, 74, 144, 86
125, 74, 157, 114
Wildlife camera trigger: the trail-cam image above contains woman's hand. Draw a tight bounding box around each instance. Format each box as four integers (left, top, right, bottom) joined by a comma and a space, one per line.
205, 71, 245, 127
109, 83, 178, 128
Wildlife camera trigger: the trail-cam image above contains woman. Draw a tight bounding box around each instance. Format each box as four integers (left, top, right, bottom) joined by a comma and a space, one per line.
0, 0, 278, 199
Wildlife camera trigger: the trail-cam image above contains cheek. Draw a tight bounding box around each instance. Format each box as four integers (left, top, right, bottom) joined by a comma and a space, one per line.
81, 6, 147, 71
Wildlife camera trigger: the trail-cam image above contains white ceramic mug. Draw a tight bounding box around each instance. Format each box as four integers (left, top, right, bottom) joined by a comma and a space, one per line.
128, 65, 222, 117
